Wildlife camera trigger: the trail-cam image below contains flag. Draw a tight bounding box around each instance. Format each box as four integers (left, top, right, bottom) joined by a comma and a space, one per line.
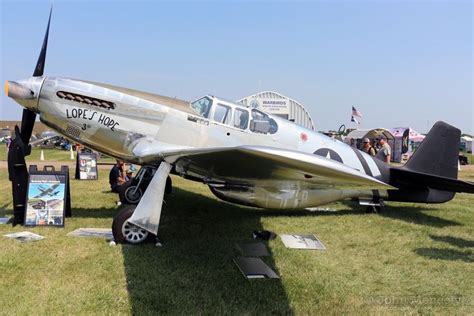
351, 115, 360, 124
352, 106, 363, 118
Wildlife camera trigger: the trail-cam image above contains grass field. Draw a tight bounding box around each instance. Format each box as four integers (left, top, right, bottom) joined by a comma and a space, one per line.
0, 166, 473, 314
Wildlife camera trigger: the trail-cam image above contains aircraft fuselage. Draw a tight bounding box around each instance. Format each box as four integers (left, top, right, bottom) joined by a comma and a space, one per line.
31, 77, 391, 208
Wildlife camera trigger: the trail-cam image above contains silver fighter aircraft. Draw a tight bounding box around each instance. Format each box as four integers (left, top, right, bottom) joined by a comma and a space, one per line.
5, 9, 474, 243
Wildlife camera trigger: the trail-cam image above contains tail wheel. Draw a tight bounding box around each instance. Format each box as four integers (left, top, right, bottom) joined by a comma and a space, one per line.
112, 205, 151, 244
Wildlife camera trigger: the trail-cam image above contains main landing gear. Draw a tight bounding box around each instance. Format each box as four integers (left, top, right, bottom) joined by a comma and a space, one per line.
112, 162, 172, 245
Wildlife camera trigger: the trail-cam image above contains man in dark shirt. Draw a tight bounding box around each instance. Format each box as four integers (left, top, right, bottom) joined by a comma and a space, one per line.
109, 159, 125, 192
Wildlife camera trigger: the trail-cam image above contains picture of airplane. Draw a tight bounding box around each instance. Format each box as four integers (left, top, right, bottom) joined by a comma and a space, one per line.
46, 199, 63, 210
5, 8, 474, 244
32, 183, 61, 199
30, 200, 46, 210
25, 197, 64, 227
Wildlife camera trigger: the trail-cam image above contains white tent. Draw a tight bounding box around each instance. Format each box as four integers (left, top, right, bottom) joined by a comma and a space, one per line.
461, 135, 472, 152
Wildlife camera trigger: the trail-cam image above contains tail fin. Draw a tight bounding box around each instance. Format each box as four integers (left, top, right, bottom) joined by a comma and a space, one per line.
404, 121, 460, 179
387, 121, 474, 203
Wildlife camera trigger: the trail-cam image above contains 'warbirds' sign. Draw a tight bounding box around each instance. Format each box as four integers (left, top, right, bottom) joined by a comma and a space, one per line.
249, 97, 289, 115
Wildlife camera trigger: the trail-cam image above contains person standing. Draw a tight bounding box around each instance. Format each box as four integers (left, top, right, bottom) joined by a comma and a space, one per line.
376, 136, 391, 163
361, 138, 376, 156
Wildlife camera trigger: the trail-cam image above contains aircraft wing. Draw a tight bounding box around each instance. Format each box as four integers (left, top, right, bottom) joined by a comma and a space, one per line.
134, 144, 393, 190
29, 135, 58, 146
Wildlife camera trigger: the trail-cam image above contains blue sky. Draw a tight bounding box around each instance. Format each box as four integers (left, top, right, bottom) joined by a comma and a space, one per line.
1, 1, 472, 134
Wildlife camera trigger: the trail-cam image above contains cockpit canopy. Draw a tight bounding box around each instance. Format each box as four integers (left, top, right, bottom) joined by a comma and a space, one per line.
191, 96, 212, 118
190, 96, 278, 134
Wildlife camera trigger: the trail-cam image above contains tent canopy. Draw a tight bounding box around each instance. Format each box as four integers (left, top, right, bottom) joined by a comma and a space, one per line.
345, 128, 394, 141
390, 127, 425, 142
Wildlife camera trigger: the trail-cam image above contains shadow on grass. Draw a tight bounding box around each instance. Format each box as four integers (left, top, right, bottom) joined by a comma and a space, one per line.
414, 248, 473, 263
0, 201, 12, 217
429, 235, 474, 248
121, 187, 292, 314
379, 205, 461, 228
259, 201, 462, 229
72, 207, 119, 218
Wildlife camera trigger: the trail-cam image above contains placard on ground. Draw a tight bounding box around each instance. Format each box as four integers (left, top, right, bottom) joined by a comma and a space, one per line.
234, 257, 279, 279
280, 234, 326, 250
237, 242, 270, 257
4, 231, 45, 242
68, 228, 113, 239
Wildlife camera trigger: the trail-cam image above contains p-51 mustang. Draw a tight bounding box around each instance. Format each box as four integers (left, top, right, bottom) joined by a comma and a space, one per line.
5, 9, 474, 244
33, 183, 60, 199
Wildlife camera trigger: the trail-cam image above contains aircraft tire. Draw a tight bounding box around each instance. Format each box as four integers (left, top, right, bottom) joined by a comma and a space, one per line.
118, 181, 131, 203
122, 185, 143, 205
112, 205, 152, 244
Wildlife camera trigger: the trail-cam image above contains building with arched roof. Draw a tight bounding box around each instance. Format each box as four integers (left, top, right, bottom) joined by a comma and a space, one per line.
237, 91, 315, 130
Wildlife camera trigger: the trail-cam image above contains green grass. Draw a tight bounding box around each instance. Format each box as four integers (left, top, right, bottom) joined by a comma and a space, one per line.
0, 168, 473, 314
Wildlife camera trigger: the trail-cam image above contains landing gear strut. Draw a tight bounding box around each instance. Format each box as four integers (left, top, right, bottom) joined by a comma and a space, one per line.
112, 161, 172, 244
365, 205, 382, 214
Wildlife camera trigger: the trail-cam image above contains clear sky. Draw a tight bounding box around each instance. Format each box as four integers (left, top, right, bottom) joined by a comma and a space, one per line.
1, 0, 472, 134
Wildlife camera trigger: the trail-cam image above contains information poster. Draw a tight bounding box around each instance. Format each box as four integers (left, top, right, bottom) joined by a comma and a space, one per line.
78, 153, 98, 180
25, 174, 67, 227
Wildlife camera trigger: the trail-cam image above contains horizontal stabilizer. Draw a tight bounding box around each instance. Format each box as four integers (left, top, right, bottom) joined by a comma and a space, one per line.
391, 168, 474, 194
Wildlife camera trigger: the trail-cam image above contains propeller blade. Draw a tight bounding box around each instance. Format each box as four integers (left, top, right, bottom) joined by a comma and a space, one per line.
32, 7, 52, 77
19, 7, 52, 148
20, 109, 36, 146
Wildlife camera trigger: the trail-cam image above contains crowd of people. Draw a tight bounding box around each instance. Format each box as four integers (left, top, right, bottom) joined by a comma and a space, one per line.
361, 136, 391, 163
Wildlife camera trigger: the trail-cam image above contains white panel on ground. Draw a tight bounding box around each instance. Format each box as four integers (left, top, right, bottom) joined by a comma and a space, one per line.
68, 228, 113, 239
280, 234, 326, 250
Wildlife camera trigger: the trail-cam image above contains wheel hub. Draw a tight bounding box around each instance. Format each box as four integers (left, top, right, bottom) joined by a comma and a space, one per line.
125, 186, 142, 203
122, 220, 149, 244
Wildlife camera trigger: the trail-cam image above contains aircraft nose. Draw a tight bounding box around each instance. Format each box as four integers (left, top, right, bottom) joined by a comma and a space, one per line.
4, 77, 44, 112
4, 80, 35, 99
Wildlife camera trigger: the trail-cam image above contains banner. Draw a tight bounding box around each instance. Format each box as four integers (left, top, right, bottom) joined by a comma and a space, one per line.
402, 128, 410, 154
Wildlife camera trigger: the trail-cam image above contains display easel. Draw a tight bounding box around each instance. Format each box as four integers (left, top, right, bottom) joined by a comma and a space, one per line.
8, 126, 72, 225
28, 165, 72, 219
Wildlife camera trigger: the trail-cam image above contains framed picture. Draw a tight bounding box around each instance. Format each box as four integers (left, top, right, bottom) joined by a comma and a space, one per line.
76, 152, 98, 180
